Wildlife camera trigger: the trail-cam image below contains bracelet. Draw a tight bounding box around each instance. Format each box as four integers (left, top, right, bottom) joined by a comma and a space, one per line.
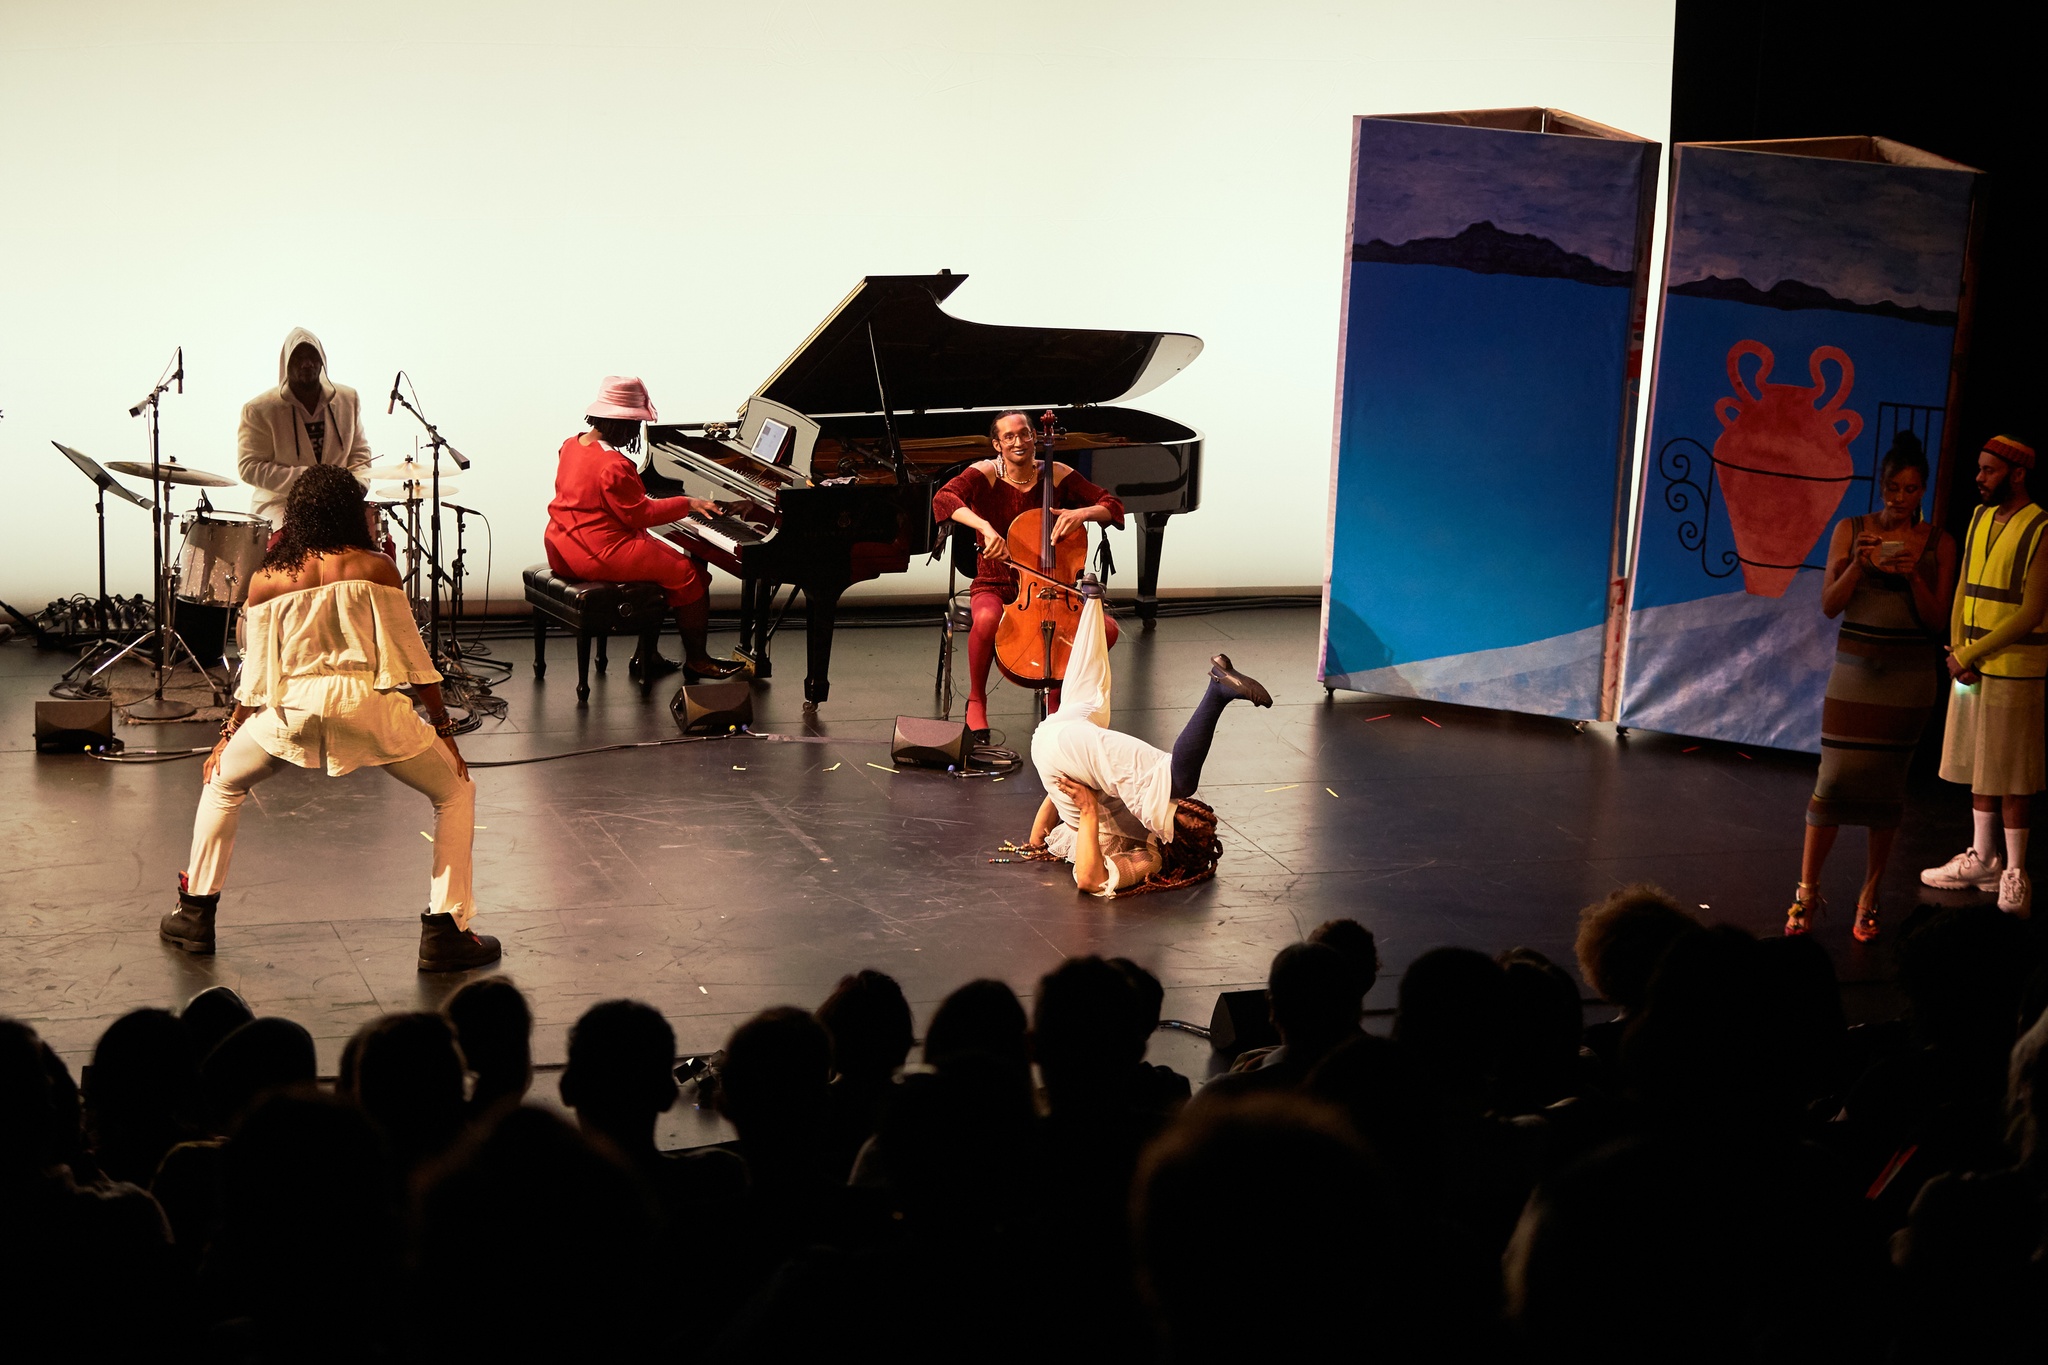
433, 717, 461, 738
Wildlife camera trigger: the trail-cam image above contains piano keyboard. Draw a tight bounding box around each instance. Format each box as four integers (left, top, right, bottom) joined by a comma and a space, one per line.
664, 510, 767, 555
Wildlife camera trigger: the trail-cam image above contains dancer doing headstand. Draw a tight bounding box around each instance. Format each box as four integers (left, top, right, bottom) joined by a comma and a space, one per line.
544, 376, 744, 681
932, 410, 1125, 741
159, 466, 500, 972
1025, 581, 1272, 896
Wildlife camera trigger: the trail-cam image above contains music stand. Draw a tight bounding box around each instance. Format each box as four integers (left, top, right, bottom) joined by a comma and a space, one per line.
54, 441, 153, 651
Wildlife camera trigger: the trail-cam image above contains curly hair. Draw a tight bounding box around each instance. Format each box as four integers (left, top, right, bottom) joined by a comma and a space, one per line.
262, 464, 375, 574
1573, 883, 1700, 1009
1118, 797, 1223, 896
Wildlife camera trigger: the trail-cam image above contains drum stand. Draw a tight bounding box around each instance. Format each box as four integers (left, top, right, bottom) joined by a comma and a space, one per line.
78, 357, 229, 718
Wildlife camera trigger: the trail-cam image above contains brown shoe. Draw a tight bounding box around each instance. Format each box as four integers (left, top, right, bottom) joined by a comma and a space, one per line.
684, 656, 748, 682
1209, 654, 1273, 708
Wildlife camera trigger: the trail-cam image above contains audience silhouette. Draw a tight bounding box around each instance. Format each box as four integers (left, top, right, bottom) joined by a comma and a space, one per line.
7, 884, 2046, 1360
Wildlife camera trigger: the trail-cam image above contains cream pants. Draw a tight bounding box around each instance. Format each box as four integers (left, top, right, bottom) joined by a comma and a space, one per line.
186, 726, 478, 928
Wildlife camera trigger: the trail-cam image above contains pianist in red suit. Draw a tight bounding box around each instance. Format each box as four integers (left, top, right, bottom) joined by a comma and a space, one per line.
932, 409, 1125, 741
544, 376, 745, 681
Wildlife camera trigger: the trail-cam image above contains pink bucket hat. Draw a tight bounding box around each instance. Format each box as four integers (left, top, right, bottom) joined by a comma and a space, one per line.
586, 376, 657, 422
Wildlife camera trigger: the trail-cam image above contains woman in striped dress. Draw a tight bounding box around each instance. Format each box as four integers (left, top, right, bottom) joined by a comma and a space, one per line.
1789, 437, 1956, 941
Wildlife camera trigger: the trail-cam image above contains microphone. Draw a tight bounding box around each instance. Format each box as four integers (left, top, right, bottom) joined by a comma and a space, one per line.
174, 347, 183, 395
388, 371, 402, 416
443, 501, 479, 516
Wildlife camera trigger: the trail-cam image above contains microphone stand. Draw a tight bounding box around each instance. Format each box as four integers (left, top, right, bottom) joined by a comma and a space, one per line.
89, 350, 225, 718
389, 385, 469, 665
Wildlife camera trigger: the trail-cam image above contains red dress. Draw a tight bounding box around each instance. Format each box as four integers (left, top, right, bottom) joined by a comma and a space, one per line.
931, 460, 1126, 601
544, 434, 706, 606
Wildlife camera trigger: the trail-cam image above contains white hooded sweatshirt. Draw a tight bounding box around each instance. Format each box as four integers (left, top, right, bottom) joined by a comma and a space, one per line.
237, 327, 373, 526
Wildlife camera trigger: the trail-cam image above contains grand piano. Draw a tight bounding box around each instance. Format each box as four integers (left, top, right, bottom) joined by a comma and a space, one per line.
640, 271, 1203, 707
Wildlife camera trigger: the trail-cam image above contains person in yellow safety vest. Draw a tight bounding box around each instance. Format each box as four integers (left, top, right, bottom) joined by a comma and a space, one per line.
1921, 435, 2047, 916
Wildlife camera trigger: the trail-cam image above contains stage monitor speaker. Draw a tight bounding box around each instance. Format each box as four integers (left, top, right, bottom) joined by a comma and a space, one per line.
892, 715, 968, 770
671, 681, 753, 736
35, 699, 120, 755
1207, 988, 1278, 1058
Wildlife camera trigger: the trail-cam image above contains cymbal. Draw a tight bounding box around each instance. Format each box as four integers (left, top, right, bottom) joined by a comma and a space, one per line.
369, 460, 450, 484
105, 459, 234, 488
370, 481, 459, 503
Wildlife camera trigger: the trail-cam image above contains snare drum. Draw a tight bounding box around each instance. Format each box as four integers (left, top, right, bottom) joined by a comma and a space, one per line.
176, 510, 270, 606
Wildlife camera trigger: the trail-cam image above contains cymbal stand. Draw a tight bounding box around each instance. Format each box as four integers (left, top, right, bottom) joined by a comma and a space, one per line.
82, 350, 228, 717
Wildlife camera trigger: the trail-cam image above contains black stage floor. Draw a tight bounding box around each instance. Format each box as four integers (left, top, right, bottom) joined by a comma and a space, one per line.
0, 607, 1969, 1096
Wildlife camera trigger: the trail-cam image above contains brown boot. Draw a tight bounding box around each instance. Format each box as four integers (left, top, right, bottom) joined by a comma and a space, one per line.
417, 912, 501, 973
161, 876, 218, 954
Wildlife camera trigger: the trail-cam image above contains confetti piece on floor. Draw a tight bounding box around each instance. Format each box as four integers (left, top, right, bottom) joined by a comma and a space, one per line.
1682, 746, 1700, 753
420, 832, 434, 843
698, 986, 708, 994
474, 825, 487, 830
993, 776, 1004, 781
1326, 788, 1340, 798
824, 762, 841, 772
732, 765, 746, 771
1738, 752, 1752, 760
1422, 716, 1442, 728
1364, 713, 1392, 722
1265, 784, 1298, 792
867, 762, 896, 773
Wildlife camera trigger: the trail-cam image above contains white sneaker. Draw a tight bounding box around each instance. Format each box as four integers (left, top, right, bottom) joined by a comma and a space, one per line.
1921, 847, 2004, 890
1999, 867, 2032, 917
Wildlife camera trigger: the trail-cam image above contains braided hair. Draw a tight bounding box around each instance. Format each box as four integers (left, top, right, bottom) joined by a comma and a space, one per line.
1118, 798, 1224, 896
262, 464, 375, 574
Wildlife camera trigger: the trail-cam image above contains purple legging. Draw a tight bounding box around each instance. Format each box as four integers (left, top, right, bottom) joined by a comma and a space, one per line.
1170, 678, 1233, 800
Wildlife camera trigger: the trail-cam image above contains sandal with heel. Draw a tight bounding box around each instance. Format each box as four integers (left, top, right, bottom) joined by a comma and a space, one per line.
1852, 896, 1880, 943
1785, 883, 1823, 937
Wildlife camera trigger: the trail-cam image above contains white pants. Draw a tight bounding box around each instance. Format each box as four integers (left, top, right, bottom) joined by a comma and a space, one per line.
186, 726, 478, 928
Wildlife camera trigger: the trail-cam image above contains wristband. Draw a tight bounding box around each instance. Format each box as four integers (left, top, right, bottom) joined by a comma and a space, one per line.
434, 717, 461, 738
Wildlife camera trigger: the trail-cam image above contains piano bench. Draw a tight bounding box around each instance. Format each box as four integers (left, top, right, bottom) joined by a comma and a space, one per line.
522, 566, 670, 703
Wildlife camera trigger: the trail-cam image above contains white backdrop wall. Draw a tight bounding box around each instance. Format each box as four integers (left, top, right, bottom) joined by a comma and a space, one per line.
0, 0, 1674, 610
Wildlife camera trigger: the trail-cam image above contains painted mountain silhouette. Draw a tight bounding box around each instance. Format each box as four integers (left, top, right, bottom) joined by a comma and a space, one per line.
1351, 220, 1634, 287
1668, 275, 1956, 326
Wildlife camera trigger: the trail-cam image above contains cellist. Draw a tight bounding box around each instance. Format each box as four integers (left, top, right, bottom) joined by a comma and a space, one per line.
932, 409, 1125, 741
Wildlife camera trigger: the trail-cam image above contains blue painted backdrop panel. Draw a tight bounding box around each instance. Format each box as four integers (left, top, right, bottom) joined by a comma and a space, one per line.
1326, 264, 1626, 670
1619, 144, 1976, 752
1321, 114, 1657, 721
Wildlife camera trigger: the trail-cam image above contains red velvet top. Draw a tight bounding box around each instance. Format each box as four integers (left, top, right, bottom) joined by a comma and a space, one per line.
932, 459, 1125, 596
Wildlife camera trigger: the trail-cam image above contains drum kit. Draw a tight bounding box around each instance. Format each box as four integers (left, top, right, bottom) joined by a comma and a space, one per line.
53, 353, 495, 722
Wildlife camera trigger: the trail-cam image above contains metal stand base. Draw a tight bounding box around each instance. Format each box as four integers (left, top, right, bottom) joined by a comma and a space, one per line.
123, 695, 197, 720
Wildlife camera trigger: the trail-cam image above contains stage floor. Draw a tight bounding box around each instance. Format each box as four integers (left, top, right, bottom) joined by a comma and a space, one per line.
0, 607, 1964, 1094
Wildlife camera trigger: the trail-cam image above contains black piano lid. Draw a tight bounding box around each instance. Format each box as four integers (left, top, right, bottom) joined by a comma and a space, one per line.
751, 274, 1203, 418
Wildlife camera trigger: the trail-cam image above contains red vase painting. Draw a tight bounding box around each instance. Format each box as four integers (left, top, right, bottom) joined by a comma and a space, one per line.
1710, 340, 1861, 597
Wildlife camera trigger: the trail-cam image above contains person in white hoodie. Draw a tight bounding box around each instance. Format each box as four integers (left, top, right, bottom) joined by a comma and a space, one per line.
237, 327, 373, 527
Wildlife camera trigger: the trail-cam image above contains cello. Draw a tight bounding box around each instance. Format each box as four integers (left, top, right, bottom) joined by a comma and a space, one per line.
993, 411, 1092, 695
